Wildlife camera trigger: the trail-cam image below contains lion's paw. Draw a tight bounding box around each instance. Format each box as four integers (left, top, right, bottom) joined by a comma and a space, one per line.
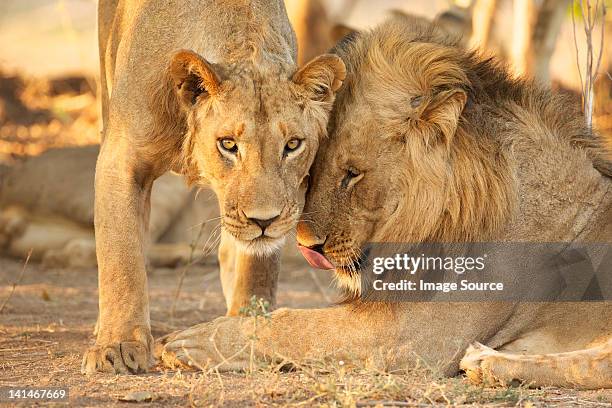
460, 342, 503, 386
158, 323, 216, 370
81, 341, 152, 375
159, 318, 248, 371
153, 330, 189, 369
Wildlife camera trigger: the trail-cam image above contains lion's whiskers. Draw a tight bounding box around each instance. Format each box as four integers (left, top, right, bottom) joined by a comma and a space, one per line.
187, 215, 223, 231
201, 223, 222, 256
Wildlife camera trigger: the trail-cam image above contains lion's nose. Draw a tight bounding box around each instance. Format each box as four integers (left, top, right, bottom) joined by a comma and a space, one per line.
248, 215, 279, 231
296, 221, 327, 247
243, 208, 281, 232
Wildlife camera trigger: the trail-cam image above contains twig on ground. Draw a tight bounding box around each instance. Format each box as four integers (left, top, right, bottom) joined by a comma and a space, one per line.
304, 267, 333, 303
0, 249, 32, 314
171, 222, 207, 321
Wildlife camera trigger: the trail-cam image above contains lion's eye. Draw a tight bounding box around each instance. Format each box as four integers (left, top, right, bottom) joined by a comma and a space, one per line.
341, 167, 363, 189
219, 138, 238, 154
410, 95, 424, 108
284, 139, 302, 154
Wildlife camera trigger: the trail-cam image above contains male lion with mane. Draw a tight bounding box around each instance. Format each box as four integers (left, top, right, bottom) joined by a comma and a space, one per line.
85, 0, 345, 375
159, 17, 611, 389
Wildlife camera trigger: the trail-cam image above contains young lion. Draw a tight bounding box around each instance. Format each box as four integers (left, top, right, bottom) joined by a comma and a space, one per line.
159, 17, 611, 389
86, 0, 345, 375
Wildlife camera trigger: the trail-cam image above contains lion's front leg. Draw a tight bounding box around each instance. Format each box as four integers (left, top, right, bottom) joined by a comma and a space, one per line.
81, 140, 155, 375
218, 233, 280, 316
160, 306, 401, 371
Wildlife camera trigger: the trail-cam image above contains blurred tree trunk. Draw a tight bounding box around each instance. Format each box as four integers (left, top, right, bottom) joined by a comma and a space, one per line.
469, 0, 498, 49
511, 0, 537, 76
512, 0, 569, 82
531, 0, 570, 82
285, 0, 333, 65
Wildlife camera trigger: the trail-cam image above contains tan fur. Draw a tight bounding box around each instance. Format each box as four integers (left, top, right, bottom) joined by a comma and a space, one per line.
84, 0, 345, 375
159, 17, 612, 390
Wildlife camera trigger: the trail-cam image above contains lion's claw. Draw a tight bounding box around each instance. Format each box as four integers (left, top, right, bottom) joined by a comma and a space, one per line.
81, 341, 151, 375
460, 342, 502, 386
153, 330, 180, 362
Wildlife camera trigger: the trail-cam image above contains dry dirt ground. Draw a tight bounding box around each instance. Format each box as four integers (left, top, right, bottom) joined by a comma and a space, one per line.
1, 256, 611, 407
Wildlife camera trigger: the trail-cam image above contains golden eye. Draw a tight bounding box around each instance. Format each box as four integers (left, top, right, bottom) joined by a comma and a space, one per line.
219, 138, 237, 153
341, 167, 362, 189
285, 139, 302, 152
410, 95, 424, 108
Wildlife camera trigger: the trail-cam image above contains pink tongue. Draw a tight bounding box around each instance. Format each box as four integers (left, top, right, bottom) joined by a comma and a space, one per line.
298, 245, 335, 270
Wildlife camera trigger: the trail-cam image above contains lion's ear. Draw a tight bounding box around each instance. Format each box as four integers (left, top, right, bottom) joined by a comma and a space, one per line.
292, 54, 346, 103
169, 50, 221, 107
423, 89, 467, 143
